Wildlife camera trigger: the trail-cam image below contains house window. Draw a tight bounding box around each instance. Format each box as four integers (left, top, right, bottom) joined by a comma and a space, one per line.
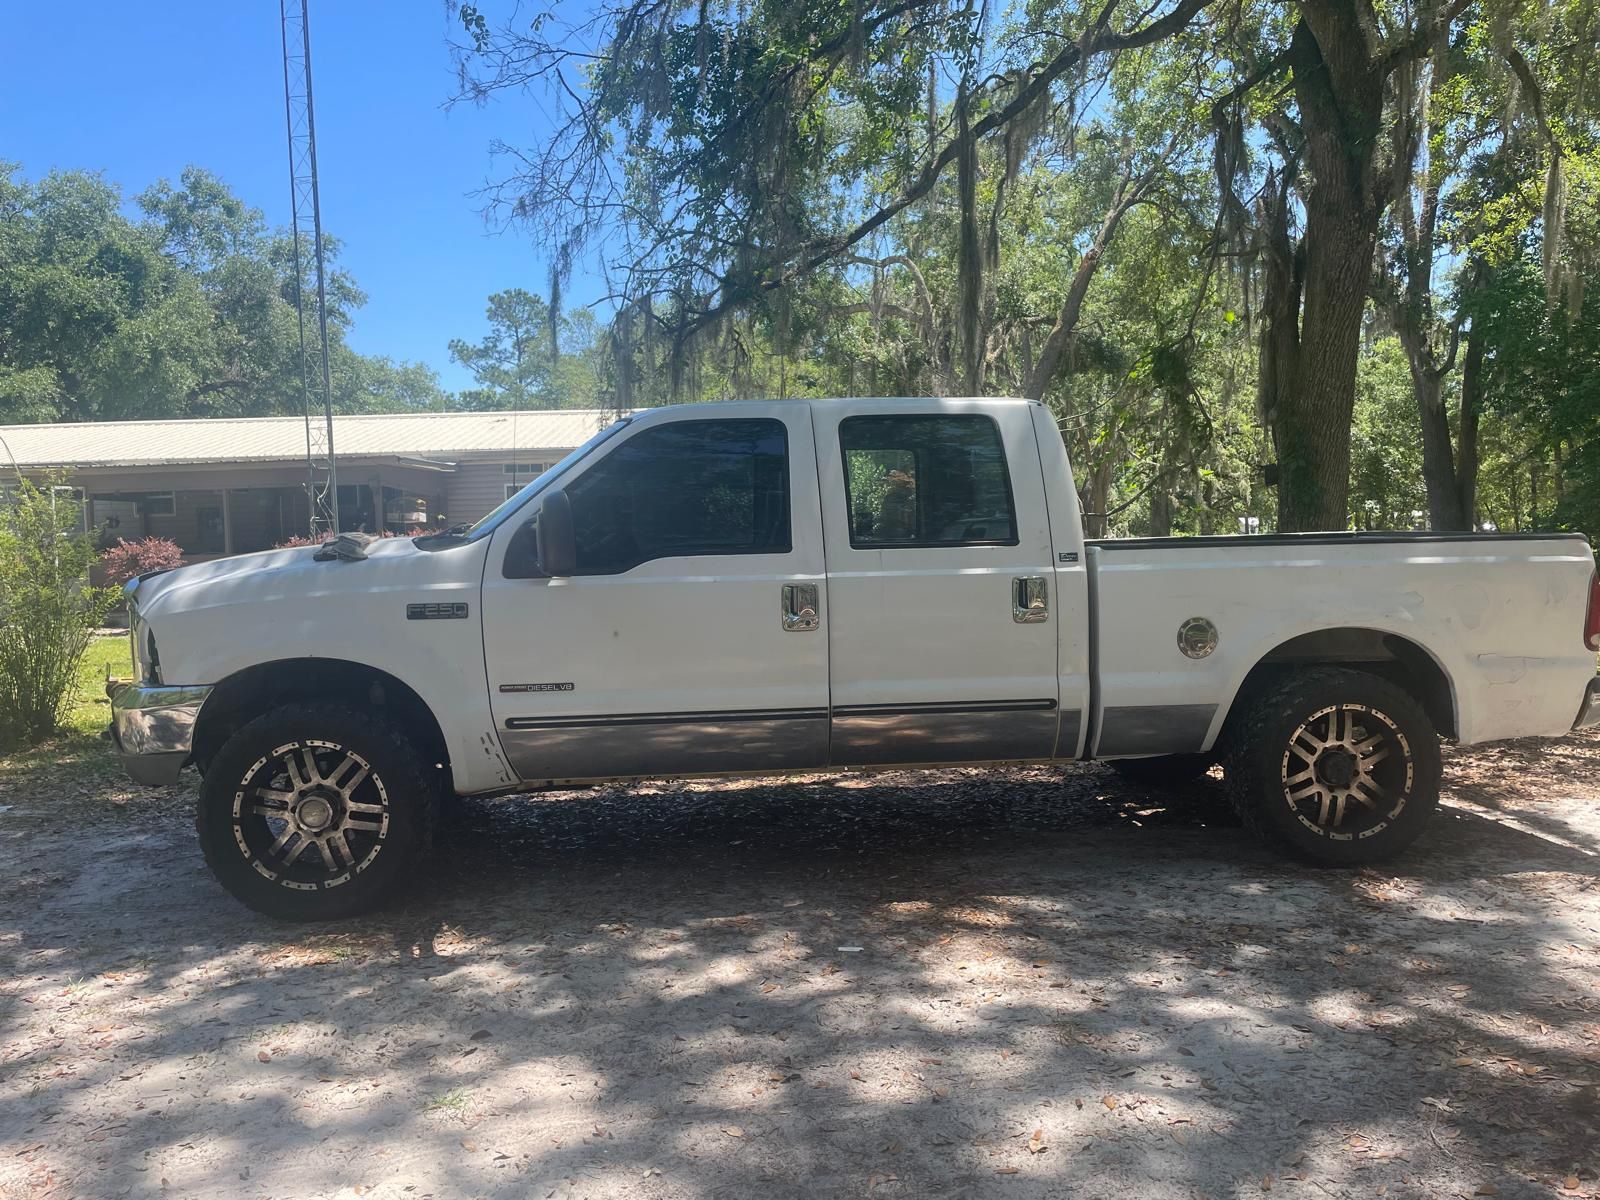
140, 492, 176, 516
504, 462, 547, 500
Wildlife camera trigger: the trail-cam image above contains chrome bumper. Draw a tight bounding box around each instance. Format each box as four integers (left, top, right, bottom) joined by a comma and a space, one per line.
1574, 676, 1600, 732
109, 683, 212, 786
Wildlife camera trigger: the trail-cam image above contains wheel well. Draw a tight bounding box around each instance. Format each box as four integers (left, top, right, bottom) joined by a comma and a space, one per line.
192, 659, 452, 786
1233, 628, 1457, 740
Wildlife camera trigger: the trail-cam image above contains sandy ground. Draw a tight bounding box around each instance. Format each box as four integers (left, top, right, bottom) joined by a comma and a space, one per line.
1, 735, 1598, 1200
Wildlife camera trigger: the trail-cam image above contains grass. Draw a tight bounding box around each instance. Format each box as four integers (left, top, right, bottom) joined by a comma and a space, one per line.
423, 1088, 472, 1115
0, 632, 134, 789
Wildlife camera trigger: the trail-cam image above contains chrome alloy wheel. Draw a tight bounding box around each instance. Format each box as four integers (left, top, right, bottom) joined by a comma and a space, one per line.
230, 740, 391, 891
1280, 703, 1414, 841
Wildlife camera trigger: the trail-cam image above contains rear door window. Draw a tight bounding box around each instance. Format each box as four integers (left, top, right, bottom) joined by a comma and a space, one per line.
840, 414, 1017, 548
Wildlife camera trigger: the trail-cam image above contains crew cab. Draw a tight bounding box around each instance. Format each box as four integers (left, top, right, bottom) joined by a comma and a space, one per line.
110, 398, 1600, 919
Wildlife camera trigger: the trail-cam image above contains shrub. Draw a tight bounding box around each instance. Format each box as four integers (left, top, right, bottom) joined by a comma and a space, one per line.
0, 479, 119, 748
100, 537, 184, 587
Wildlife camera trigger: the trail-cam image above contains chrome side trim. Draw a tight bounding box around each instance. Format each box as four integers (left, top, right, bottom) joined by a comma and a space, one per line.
504, 707, 829, 730
831, 699, 1062, 766
833, 699, 1057, 716
500, 709, 828, 780
1096, 703, 1218, 756
1573, 676, 1600, 731
110, 683, 212, 785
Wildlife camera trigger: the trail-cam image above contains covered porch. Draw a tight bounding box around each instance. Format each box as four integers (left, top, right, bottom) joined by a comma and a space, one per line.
81, 460, 454, 558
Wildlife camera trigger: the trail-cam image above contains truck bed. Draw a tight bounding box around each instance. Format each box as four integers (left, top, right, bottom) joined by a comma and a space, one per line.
1085, 530, 1595, 755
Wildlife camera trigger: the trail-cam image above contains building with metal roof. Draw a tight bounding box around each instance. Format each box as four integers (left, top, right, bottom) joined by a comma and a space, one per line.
0, 410, 614, 556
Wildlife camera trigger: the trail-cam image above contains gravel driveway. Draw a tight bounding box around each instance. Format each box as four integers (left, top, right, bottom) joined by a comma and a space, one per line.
2, 736, 1598, 1200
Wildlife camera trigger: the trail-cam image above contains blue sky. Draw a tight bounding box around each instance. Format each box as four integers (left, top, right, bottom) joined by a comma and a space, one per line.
1, 2, 569, 392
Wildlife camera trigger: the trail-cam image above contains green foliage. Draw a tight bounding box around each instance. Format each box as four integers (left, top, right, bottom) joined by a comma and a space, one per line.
455, 0, 1598, 535
1468, 257, 1600, 532
0, 163, 452, 424
0, 478, 118, 749
1350, 339, 1427, 529
447, 289, 606, 409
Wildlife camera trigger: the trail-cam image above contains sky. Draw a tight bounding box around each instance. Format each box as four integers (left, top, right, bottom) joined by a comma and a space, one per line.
1, 1, 571, 393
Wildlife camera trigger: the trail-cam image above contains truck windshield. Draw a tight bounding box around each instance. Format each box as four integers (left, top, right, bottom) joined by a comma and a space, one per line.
414, 417, 633, 548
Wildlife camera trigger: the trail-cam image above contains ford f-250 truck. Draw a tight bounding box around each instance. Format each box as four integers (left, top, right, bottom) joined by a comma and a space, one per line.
110, 398, 1600, 919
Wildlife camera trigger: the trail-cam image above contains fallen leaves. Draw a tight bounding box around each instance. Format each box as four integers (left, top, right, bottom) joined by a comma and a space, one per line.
1026, 1128, 1047, 1155
721, 1125, 744, 1139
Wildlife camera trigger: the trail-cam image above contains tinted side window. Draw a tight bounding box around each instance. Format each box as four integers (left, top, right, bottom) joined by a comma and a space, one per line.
840, 415, 1017, 548
565, 418, 790, 574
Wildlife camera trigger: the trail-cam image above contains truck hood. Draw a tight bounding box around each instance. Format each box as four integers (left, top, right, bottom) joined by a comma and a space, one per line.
133, 536, 472, 618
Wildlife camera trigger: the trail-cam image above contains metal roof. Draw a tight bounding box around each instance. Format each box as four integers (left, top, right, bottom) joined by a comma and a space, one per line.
0, 410, 618, 469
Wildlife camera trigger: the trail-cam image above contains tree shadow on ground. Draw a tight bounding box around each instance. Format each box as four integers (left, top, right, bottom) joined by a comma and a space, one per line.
2, 750, 1598, 1199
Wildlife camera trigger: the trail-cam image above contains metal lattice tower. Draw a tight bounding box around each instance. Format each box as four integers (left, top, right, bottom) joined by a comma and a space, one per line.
280, 0, 339, 536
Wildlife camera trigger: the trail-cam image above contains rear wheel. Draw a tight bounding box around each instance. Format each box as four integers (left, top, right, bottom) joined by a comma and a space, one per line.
196, 703, 433, 920
1222, 668, 1441, 865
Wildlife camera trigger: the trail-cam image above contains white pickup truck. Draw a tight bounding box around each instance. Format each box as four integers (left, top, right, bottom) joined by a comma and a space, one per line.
111, 398, 1600, 919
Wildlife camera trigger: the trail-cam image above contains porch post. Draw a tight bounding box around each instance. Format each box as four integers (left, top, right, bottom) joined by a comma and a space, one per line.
221, 489, 234, 555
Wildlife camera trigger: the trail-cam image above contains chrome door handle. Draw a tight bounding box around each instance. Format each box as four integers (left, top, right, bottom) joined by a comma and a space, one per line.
1013, 576, 1048, 623
782, 583, 820, 631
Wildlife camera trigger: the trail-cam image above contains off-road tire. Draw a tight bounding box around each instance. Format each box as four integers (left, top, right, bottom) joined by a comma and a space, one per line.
196, 703, 434, 920
1221, 667, 1441, 866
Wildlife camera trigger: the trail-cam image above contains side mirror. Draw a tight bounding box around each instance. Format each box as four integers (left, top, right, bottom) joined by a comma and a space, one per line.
534, 488, 577, 577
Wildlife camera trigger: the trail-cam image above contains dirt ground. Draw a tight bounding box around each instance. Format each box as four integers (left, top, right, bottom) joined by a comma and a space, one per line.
1, 735, 1598, 1200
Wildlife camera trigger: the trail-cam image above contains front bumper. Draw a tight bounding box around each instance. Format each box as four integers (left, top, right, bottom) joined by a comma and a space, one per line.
109, 682, 212, 786
1573, 675, 1600, 732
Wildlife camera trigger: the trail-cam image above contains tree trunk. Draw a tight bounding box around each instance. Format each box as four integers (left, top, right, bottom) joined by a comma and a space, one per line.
1409, 362, 1468, 530
955, 81, 984, 395
1022, 184, 1142, 401
1457, 322, 1483, 523
1271, 5, 1388, 531
1256, 168, 1303, 510
1148, 484, 1174, 537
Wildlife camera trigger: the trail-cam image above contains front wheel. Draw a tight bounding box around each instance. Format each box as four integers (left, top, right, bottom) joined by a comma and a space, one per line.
196, 703, 434, 920
1221, 668, 1441, 865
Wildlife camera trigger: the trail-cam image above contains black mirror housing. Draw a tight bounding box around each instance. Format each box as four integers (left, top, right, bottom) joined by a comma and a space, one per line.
501, 489, 577, 579
534, 488, 578, 577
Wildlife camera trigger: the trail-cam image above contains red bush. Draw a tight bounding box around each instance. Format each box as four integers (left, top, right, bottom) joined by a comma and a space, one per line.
100, 537, 185, 586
